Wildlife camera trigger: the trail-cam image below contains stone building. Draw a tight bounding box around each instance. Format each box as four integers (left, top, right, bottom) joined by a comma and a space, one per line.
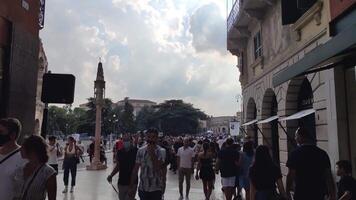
115, 97, 156, 117
207, 116, 239, 135
34, 40, 48, 135
227, 0, 356, 175
0, 0, 45, 141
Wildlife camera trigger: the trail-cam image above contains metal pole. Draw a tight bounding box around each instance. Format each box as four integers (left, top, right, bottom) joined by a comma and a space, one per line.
277, 121, 297, 147
41, 103, 48, 138
255, 125, 272, 147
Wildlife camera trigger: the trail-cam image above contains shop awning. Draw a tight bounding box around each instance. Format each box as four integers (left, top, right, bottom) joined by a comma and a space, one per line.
272, 23, 356, 87
242, 119, 258, 126
279, 109, 315, 121
257, 115, 279, 124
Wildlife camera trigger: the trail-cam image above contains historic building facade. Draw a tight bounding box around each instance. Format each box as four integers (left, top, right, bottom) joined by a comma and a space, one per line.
115, 97, 157, 117
34, 40, 48, 135
207, 116, 239, 135
0, 0, 45, 141
227, 0, 356, 175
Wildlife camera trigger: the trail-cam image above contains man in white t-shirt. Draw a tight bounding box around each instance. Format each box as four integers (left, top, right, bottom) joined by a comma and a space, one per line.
177, 137, 195, 200
0, 118, 27, 200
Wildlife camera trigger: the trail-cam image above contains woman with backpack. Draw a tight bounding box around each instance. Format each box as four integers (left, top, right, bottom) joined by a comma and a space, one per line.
62, 136, 82, 193
249, 145, 287, 200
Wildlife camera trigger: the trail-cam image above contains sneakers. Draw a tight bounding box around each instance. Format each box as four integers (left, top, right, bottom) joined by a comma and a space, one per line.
62, 186, 68, 193
70, 186, 74, 193
178, 196, 183, 200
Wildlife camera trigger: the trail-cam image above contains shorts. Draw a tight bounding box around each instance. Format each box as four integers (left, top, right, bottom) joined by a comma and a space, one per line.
221, 176, 236, 188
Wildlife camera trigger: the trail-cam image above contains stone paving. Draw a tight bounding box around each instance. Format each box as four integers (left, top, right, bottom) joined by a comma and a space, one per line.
55, 153, 229, 200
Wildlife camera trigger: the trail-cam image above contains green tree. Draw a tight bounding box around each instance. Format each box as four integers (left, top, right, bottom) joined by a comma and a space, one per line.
84, 97, 115, 136
118, 100, 136, 134
135, 106, 156, 131
135, 99, 207, 135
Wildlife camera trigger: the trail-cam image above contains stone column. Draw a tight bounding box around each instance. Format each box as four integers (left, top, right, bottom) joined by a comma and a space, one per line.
87, 60, 107, 170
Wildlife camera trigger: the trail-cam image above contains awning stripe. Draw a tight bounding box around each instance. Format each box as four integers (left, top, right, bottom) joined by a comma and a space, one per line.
257, 115, 279, 124
242, 119, 258, 126
279, 109, 315, 121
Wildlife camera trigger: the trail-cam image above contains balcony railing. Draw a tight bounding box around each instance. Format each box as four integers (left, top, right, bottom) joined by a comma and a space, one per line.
227, 0, 242, 33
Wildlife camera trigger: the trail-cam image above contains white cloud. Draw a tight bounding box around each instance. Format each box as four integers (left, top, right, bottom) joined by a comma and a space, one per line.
40, 0, 241, 116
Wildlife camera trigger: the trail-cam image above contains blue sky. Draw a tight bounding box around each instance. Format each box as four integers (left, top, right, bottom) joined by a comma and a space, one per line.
40, 0, 241, 116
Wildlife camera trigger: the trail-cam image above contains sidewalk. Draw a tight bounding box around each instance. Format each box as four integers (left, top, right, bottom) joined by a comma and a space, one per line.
55, 153, 226, 200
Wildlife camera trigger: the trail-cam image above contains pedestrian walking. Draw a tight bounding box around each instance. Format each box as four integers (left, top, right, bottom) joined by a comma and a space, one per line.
0, 118, 27, 200
177, 137, 195, 200
249, 145, 286, 200
129, 128, 166, 200
160, 139, 172, 200
286, 127, 336, 200
195, 142, 215, 200
239, 141, 254, 200
336, 160, 356, 200
13, 135, 57, 200
62, 136, 83, 193
107, 134, 138, 200
88, 138, 95, 163
47, 136, 62, 174
215, 138, 239, 200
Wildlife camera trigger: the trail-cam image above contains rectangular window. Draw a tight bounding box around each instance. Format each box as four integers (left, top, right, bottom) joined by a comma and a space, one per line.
281, 0, 317, 25
254, 31, 262, 60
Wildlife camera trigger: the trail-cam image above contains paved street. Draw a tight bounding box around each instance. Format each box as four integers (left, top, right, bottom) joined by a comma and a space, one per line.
56, 153, 227, 200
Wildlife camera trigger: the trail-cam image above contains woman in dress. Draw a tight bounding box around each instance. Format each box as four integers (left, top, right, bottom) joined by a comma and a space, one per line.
249, 145, 287, 200
14, 135, 56, 200
62, 136, 82, 193
196, 142, 216, 200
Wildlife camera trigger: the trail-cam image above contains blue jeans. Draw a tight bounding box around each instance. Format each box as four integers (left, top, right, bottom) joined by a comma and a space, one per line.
138, 190, 162, 200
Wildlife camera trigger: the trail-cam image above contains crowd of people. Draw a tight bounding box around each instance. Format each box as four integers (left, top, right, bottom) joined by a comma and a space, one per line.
0, 117, 356, 200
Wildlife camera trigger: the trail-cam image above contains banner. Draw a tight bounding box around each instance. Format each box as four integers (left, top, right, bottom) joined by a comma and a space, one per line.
229, 122, 240, 136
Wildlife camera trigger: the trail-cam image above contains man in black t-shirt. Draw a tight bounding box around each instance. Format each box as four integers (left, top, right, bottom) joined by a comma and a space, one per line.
107, 134, 138, 200
286, 127, 336, 200
216, 138, 240, 200
336, 160, 356, 200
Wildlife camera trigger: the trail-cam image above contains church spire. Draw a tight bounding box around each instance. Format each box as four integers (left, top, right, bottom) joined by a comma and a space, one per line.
96, 58, 104, 81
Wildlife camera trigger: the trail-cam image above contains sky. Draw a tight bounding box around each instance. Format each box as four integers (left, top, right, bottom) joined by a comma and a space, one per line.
40, 0, 241, 116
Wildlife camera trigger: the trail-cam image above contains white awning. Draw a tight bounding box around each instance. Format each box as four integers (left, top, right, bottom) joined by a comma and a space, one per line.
242, 119, 258, 126
279, 109, 316, 121
257, 115, 279, 124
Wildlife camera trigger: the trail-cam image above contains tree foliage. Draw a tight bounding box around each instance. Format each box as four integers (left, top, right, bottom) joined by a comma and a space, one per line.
117, 100, 136, 134
47, 99, 206, 137
136, 99, 207, 135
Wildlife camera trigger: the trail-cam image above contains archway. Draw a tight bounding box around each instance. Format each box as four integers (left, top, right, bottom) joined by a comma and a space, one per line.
261, 89, 280, 164
246, 98, 258, 146
285, 77, 316, 152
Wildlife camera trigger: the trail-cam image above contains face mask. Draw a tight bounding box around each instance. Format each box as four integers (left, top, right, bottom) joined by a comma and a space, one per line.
0, 134, 11, 146
123, 141, 131, 149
